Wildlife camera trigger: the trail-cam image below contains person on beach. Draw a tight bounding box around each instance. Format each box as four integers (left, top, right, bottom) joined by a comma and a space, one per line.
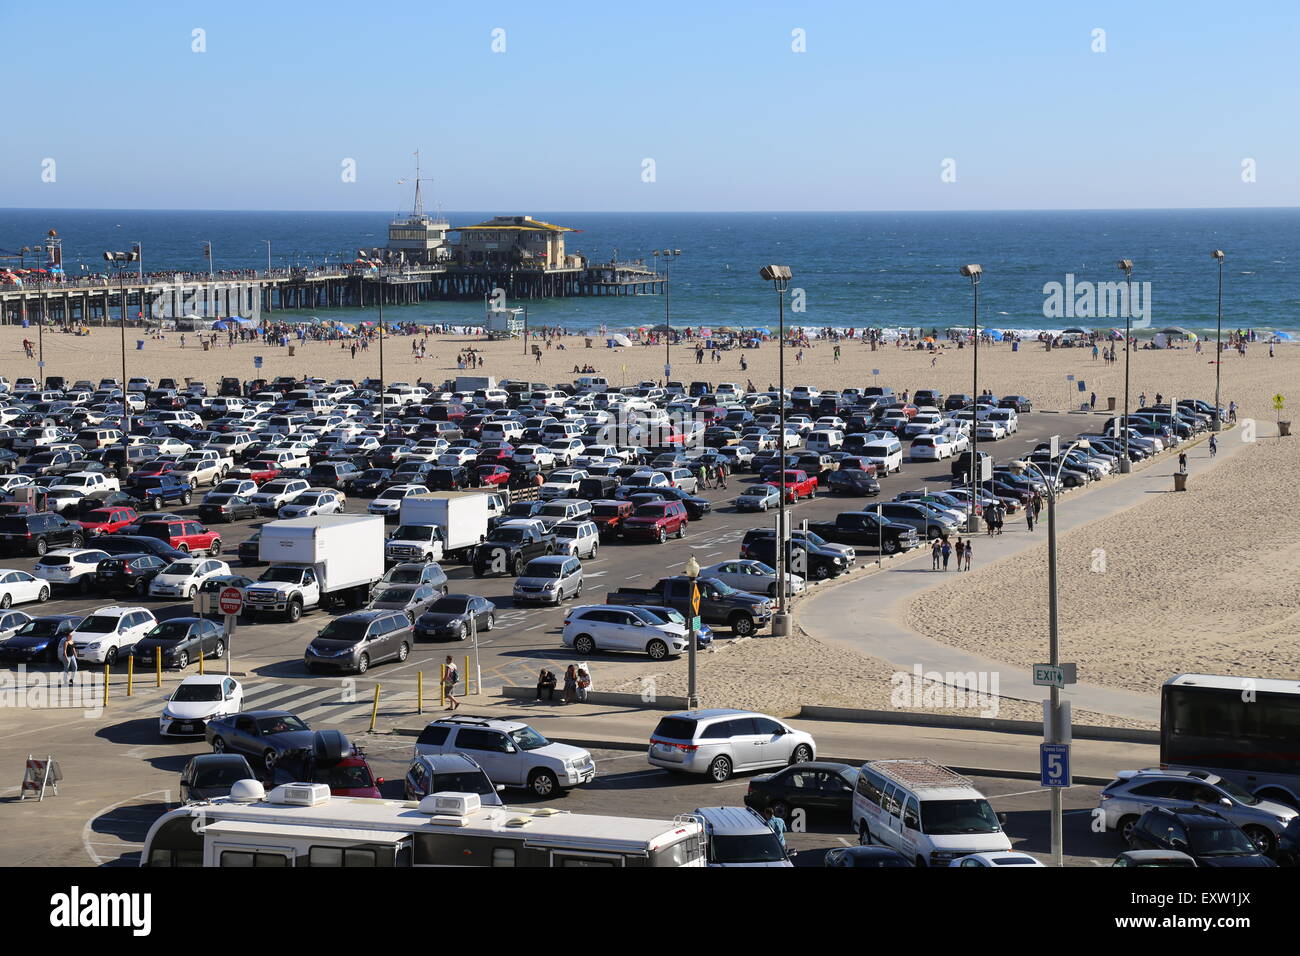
932, 538, 942, 570
1209, 435, 1217, 457
443, 656, 460, 710
953, 537, 965, 571
963, 539, 973, 571
941, 537, 952, 570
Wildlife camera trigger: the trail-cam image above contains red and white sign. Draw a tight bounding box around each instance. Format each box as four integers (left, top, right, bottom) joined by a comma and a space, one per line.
218, 587, 244, 616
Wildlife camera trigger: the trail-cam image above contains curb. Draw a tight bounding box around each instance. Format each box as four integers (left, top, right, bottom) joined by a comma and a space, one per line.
797, 705, 1158, 744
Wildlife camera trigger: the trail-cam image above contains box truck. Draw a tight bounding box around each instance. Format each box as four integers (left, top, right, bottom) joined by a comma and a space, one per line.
244, 515, 385, 621
395, 491, 494, 563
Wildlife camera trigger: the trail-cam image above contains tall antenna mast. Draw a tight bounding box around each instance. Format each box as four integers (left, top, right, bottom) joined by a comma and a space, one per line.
396, 151, 436, 218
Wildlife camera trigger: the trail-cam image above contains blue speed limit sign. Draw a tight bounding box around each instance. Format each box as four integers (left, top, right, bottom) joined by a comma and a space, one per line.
1040, 744, 1071, 788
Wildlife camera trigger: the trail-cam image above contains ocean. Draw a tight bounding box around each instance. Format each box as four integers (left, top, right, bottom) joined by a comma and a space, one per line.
3, 207, 1298, 336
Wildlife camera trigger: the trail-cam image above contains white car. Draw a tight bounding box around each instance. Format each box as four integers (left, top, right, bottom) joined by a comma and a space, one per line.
0, 609, 33, 640
206, 478, 258, 500
159, 674, 244, 738
949, 851, 1046, 868
698, 559, 806, 597
32, 548, 110, 592
368, 483, 429, 517
436, 448, 478, 467
974, 421, 1008, 441
513, 445, 556, 468
69, 605, 157, 665
48, 471, 121, 496
563, 604, 688, 659
149, 558, 231, 599
278, 488, 347, 518
0, 569, 52, 608
152, 438, 194, 458
250, 478, 311, 513
552, 520, 600, 559
910, 434, 956, 461
0, 474, 34, 495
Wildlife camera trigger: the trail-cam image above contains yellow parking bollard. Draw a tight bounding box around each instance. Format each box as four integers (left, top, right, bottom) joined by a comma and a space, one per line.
417, 671, 423, 715
197, 646, 204, 675
369, 684, 381, 733
156, 653, 162, 688
439, 665, 446, 707
127, 653, 134, 697
102, 664, 109, 709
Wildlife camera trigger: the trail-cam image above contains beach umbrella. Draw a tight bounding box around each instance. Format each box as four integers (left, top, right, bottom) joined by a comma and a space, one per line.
1272, 331, 1293, 341
212, 320, 229, 331
1062, 326, 1090, 335
1158, 326, 1192, 337
1107, 328, 1124, 340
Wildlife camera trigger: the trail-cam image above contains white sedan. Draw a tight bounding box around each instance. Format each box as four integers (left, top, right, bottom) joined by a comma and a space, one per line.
206, 478, 258, 500
0, 474, 34, 495
513, 445, 556, 468
278, 488, 347, 518
698, 560, 806, 597
949, 851, 1046, 868
149, 558, 231, 599
33, 548, 110, 592
159, 674, 244, 738
0, 569, 51, 607
974, 421, 1008, 441
367, 484, 429, 517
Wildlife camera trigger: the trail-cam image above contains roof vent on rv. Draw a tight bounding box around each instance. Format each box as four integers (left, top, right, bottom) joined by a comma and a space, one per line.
268, 782, 331, 807
419, 792, 481, 818
228, 779, 266, 803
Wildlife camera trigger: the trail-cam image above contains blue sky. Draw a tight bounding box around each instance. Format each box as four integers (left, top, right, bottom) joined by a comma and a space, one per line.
3, 0, 1298, 211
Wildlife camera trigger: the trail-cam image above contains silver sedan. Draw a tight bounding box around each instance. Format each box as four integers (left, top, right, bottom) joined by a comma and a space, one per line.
698, 559, 806, 598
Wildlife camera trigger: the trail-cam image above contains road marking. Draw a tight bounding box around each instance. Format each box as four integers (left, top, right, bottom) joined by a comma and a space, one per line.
626, 573, 642, 579
81, 789, 171, 866
711, 780, 749, 789
989, 788, 1048, 799
595, 753, 648, 763
525, 624, 546, 632
704, 551, 721, 557
836, 837, 852, 846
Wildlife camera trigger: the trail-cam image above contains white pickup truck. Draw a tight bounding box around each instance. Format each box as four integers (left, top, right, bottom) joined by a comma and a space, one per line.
243, 515, 385, 622
49, 471, 121, 497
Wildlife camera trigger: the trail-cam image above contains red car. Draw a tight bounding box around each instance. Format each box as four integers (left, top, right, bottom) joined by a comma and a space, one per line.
78, 505, 140, 536
228, 460, 280, 484
477, 464, 511, 487
131, 459, 180, 479
766, 469, 818, 502
475, 443, 515, 465
135, 518, 222, 556
838, 457, 878, 476
620, 500, 689, 543
310, 755, 383, 799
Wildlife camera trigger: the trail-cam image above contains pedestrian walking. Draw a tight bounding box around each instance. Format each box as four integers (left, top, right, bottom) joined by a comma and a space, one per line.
1209, 435, 1217, 457
941, 537, 952, 570
60, 632, 77, 686
562, 664, 578, 704
1178, 451, 1188, 473
717, 462, 728, 489
931, 537, 941, 570
995, 504, 1005, 535
1026, 502, 1035, 532
1032, 494, 1043, 522
963, 539, 973, 571
953, 537, 965, 571
442, 656, 460, 710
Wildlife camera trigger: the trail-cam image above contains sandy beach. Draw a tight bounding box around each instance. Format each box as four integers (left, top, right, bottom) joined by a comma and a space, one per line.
6, 325, 1295, 727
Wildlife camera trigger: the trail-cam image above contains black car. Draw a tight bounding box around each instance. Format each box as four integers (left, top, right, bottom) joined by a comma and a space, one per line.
743, 762, 859, 820
999, 395, 1033, 412
197, 494, 259, 523
824, 845, 914, 867
0, 512, 85, 556
649, 485, 712, 519
426, 466, 470, 491
827, 469, 881, 496
345, 468, 393, 496
132, 617, 228, 669
95, 552, 169, 595
472, 525, 555, 577
576, 476, 620, 500
0, 613, 84, 664
308, 460, 362, 489
1128, 806, 1277, 868
237, 530, 264, 565
74, 491, 141, 520
944, 393, 974, 412
126, 474, 193, 509
180, 753, 258, 802
741, 531, 848, 580
414, 594, 496, 641
205, 709, 316, 772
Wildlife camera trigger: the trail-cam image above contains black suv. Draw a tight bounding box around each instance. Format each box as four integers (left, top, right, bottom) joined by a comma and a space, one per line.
1128, 806, 1276, 868
739, 528, 849, 581
95, 553, 169, 595
0, 512, 85, 556
472, 525, 556, 578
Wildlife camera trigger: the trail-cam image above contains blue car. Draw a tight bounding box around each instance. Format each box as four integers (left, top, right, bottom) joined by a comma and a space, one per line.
126, 474, 193, 510
0, 614, 84, 664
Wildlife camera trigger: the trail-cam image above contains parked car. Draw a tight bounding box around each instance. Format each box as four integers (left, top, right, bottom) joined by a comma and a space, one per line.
205, 709, 316, 772
367, 583, 441, 622
512, 555, 584, 606
413, 594, 496, 642
179, 753, 257, 802
0, 613, 83, 664
0, 512, 85, 556
413, 715, 595, 797
68, 604, 158, 665
303, 609, 413, 674
403, 752, 504, 804
197, 494, 259, 523
147, 558, 231, 600
1125, 805, 1276, 867
32, 548, 109, 592
0, 569, 52, 608
648, 709, 816, 781
94, 552, 170, 595
824, 845, 914, 867
562, 604, 688, 659
693, 806, 793, 867
698, 559, 805, 597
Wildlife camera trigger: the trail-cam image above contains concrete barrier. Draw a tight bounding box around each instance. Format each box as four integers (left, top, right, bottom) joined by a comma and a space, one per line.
797, 704, 1158, 745
501, 685, 690, 710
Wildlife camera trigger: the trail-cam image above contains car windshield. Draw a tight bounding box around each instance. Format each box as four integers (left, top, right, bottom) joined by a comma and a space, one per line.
591, 504, 624, 517
712, 833, 786, 864
919, 799, 1001, 835
393, 525, 434, 541
554, 526, 581, 539
523, 561, 563, 578
491, 528, 525, 543
258, 567, 303, 584
386, 567, 425, 585
429, 598, 469, 614
431, 771, 493, 796
633, 505, 668, 517
194, 764, 251, 787
76, 615, 121, 634
314, 764, 373, 790
256, 715, 308, 734
1188, 825, 1258, 856
16, 618, 75, 637
374, 587, 415, 604
508, 726, 551, 751
172, 683, 222, 702
146, 620, 197, 643
162, 561, 198, 576
316, 619, 368, 643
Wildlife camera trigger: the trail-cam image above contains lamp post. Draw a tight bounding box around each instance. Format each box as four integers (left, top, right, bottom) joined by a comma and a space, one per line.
263, 240, 272, 273
377, 268, 387, 435
1116, 259, 1134, 473
959, 265, 982, 530
684, 555, 701, 709
652, 249, 681, 383
103, 249, 139, 479
1211, 250, 1225, 431
203, 241, 215, 279
760, 265, 793, 637
1015, 439, 1078, 868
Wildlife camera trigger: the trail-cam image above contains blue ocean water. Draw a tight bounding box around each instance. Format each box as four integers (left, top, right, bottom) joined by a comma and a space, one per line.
3, 208, 1297, 334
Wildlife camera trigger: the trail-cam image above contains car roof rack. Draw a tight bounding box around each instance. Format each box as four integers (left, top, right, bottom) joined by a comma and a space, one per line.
868, 758, 975, 791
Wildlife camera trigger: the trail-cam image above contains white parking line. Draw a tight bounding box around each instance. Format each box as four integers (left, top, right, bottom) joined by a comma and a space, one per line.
595, 753, 648, 763
711, 780, 749, 789
989, 788, 1048, 799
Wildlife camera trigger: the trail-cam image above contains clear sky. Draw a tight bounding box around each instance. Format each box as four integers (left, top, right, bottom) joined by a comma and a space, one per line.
3, 0, 1298, 212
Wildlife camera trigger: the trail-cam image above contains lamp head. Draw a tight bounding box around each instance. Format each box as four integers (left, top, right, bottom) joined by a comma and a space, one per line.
1116, 259, 1134, 273
759, 265, 792, 290
959, 264, 982, 278
684, 556, 700, 579
1211, 249, 1225, 261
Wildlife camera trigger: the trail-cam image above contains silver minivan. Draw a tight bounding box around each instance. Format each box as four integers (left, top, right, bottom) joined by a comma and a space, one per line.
512, 555, 583, 606
648, 709, 816, 782
693, 806, 792, 867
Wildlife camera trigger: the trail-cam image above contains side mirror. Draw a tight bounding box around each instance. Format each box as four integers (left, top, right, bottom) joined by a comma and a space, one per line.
375, 777, 385, 786
496, 784, 505, 792
997, 812, 1008, 826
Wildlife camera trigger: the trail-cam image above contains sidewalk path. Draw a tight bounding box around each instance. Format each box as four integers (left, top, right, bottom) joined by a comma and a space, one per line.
796, 431, 1249, 722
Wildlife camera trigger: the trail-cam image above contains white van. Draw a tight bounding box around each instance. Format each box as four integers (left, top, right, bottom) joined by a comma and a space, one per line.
986, 408, 1019, 434
859, 438, 903, 475
850, 758, 1011, 867
805, 429, 844, 454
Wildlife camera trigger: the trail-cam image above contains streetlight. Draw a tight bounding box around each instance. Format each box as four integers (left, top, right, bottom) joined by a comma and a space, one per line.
1115, 259, 1134, 473
1012, 439, 1079, 868
1211, 250, 1225, 431
683, 555, 701, 709
103, 249, 139, 479
263, 240, 272, 273
959, 264, 983, 531
132, 242, 143, 285
377, 268, 387, 434
652, 249, 682, 383
759, 264, 793, 637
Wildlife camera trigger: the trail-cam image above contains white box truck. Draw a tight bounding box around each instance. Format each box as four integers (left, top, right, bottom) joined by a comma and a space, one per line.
395, 491, 493, 563
245, 514, 385, 621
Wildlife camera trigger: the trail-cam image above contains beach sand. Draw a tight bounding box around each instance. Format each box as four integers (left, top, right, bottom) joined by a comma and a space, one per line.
8, 325, 1295, 726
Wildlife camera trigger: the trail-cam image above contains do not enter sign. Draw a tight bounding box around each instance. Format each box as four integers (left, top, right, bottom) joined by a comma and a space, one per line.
218, 587, 244, 616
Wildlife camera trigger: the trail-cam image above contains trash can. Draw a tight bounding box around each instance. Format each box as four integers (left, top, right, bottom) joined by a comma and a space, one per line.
1107, 396, 1116, 411
288, 345, 296, 357
585, 337, 593, 348
1173, 472, 1188, 492
1011, 341, 1019, 352
965, 514, 983, 533
136, 340, 144, 350
202, 340, 210, 351
1280, 421, 1292, 437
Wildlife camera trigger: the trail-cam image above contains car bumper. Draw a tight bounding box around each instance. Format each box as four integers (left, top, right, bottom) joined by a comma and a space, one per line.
304, 653, 358, 670
159, 715, 208, 737
513, 587, 560, 603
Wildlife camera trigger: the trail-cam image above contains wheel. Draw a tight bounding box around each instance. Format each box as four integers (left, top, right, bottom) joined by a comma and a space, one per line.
176, 650, 189, 668
811, 564, 830, 581
1243, 825, 1277, 856
790, 744, 813, 764
0, 594, 9, 609
286, 600, 302, 623
105, 646, 119, 666
676, 523, 686, 539
181, 491, 191, 505
152, 496, 163, 510
573, 581, 582, 598
70, 534, 84, 549
657, 528, 667, 544
263, 749, 277, 771
212, 640, 225, 659
589, 544, 597, 559
528, 769, 559, 797
1117, 815, 1139, 847
37, 586, 49, 603
209, 539, 221, 556
34, 537, 47, 557
708, 755, 732, 782
512, 556, 524, 576
177, 543, 189, 553
731, 614, 755, 637
858, 821, 872, 845
211, 736, 227, 754
455, 623, 467, 642
647, 638, 672, 660
883, 538, 900, 555
574, 634, 595, 655
396, 642, 409, 662
136, 579, 149, 596
483, 613, 495, 631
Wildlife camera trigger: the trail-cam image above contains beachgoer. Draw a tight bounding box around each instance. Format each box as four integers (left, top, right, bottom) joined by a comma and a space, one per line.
932, 538, 941, 570
941, 537, 952, 570
442, 656, 460, 710
1209, 435, 1217, 457
963, 539, 972, 571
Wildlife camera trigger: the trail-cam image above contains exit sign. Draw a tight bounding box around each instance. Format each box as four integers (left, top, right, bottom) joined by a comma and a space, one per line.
1033, 663, 1078, 688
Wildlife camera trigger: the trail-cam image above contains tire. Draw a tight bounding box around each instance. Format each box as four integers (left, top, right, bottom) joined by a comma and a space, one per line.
286, 600, 302, 623
181, 491, 192, 505
136, 579, 149, 596
708, 755, 732, 782
263, 749, 277, 771
396, 642, 409, 662
790, 744, 813, 764
1118, 815, 1140, 847
811, 564, 830, 581
858, 821, 872, 845
212, 640, 225, 659
187, 585, 198, 599
574, 634, 595, 655
70, 534, 84, 549
1243, 825, 1277, 857
528, 769, 559, 798
657, 528, 667, 544
730, 614, 755, 637
176, 650, 189, 668
209, 539, 221, 556
34, 537, 47, 557
676, 523, 686, 539
105, 646, 119, 666
647, 639, 668, 660
512, 556, 524, 576
455, 623, 467, 642
0, 594, 9, 609
37, 586, 49, 603
883, 538, 900, 555
589, 544, 597, 559
211, 736, 227, 754
356, 653, 370, 674
152, 496, 163, 511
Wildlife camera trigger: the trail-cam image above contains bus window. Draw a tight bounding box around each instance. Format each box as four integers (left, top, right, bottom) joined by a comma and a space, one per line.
219, 850, 291, 867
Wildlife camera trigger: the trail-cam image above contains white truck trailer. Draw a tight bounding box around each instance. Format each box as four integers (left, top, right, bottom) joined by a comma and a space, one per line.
394, 491, 494, 563
245, 515, 385, 621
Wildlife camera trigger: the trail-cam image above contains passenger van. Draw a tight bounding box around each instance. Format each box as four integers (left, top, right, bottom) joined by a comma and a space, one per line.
858, 438, 903, 475
75, 427, 123, 450
805, 429, 844, 454
850, 758, 1011, 867
985, 408, 1018, 434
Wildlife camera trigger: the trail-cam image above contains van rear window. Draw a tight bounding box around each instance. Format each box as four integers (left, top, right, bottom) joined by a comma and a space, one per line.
652, 717, 698, 741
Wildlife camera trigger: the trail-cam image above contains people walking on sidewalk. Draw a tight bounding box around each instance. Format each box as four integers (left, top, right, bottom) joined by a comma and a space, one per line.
60, 633, 77, 686
953, 537, 965, 571
1209, 435, 1217, 457
941, 537, 952, 570
931, 537, 942, 570
963, 539, 973, 571
1026, 501, 1036, 532
443, 656, 460, 710
1032, 494, 1043, 523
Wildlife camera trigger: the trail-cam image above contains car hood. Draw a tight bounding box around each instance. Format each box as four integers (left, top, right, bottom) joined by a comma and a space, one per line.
165, 699, 228, 719
3, 634, 55, 650
515, 575, 562, 588
533, 741, 591, 764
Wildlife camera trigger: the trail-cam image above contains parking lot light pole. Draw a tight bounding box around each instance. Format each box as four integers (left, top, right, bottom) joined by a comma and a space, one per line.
760, 265, 793, 637
1116, 259, 1134, 473
377, 269, 386, 435
960, 265, 982, 531
684, 555, 700, 708
653, 249, 681, 381
104, 249, 139, 480
1211, 250, 1225, 431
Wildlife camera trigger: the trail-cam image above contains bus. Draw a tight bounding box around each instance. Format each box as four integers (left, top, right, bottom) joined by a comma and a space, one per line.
1161, 674, 1300, 807
140, 782, 706, 868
